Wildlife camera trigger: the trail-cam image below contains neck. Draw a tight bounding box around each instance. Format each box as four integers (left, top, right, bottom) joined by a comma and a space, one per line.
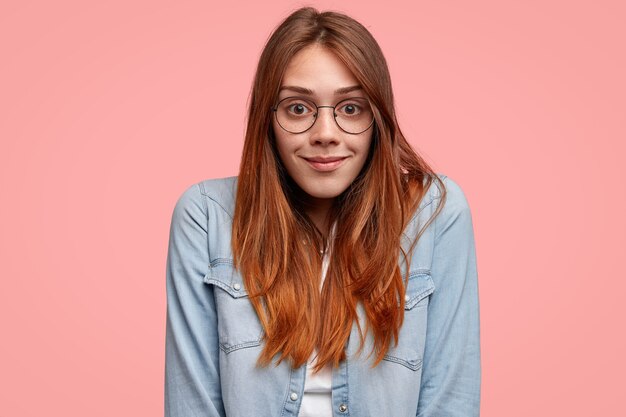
284, 176, 335, 239
303, 197, 334, 239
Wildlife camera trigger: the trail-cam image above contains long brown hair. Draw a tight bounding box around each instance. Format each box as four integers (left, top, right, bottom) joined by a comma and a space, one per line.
232, 7, 447, 372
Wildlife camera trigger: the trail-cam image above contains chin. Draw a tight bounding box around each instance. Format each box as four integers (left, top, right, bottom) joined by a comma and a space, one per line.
307, 190, 342, 200
301, 182, 351, 200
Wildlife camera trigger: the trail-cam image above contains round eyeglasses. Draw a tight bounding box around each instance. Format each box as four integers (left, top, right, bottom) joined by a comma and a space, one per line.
271, 96, 375, 135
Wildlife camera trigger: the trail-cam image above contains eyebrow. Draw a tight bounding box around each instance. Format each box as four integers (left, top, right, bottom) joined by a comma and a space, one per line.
278, 85, 363, 95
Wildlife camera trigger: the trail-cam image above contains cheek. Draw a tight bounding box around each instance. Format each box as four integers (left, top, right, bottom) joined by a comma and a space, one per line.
348, 139, 373, 180
352, 135, 373, 166
272, 131, 299, 175
271, 122, 289, 160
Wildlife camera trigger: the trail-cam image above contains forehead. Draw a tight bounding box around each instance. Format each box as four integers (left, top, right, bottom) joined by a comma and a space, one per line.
280, 44, 360, 98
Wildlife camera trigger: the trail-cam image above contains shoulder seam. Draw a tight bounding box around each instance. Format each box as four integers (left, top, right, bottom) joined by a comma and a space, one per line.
194, 183, 209, 220
190, 182, 211, 273
197, 181, 234, 220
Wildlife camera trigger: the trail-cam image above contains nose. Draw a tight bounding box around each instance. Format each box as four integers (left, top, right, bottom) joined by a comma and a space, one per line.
309, 106, 339, 145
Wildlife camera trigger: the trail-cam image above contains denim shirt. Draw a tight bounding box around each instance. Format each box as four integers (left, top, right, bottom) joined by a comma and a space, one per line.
164, 173, 481, 417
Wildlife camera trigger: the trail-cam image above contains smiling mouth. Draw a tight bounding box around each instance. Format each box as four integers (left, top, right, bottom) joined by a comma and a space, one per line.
302, 156, 348, 172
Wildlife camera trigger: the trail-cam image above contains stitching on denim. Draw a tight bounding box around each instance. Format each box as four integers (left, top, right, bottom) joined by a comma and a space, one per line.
382, 354, 423, 371
344, 356, 350, 416
401, 194, 442, 243
196, 183, 209, 217
209, 258, 235, 267
203, 279, 231, 293
403, 273, 434, 309
219, 339, 261, 354
294, 365, 305, 417
196, 183, 211, 263
405, 287, 435, 310
408, 269, 431, 277
204, 278, 248, 298
199, 190, 234, 220
280, 367, 294, 417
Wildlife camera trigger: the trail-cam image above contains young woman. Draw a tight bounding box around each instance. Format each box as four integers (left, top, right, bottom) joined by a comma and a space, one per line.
165, 7, 481, 417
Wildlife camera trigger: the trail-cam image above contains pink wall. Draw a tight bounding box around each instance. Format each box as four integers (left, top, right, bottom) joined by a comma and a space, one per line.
1, 0, 624, 415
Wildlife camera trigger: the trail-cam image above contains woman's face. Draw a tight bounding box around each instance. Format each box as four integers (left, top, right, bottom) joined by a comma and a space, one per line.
272, 44, 373, 208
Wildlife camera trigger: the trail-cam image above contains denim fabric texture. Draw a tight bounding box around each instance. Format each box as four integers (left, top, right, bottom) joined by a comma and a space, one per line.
164, 173, 481, 417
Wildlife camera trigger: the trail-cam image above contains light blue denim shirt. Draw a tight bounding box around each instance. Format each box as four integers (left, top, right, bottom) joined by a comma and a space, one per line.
164, 173, 481, 417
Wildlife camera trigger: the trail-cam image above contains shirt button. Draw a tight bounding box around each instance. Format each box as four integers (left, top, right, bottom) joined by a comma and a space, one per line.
338, 404, 348, 412
290, 392, 298, 401
233, 283, 241, 291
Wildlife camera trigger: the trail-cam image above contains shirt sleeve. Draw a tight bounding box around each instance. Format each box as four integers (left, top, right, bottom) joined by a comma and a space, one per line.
164, 183, 225, 417
416, 176, 482, 417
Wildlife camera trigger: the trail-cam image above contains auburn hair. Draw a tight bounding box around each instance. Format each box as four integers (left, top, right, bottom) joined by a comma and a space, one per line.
232, 7, 447, 372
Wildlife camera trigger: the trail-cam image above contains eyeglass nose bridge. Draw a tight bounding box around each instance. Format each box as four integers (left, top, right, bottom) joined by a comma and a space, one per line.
279, 104, 342, 133
312, 105, 338, 123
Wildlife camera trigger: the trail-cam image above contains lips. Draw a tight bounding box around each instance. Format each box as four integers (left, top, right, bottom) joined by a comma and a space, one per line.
302, 155, 348, 172
303, 156, 347, 163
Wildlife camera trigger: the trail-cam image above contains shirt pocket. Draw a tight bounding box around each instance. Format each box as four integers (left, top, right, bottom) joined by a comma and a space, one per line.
382, 271, 435, 371
203, 262, 264, 354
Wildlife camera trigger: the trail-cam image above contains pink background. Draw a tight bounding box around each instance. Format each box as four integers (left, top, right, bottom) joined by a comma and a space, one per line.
1, 0, 624, 415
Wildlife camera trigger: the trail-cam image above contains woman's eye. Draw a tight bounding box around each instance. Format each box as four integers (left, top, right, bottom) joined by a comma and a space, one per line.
288, 103, 311, 115
339, 103, 361, 116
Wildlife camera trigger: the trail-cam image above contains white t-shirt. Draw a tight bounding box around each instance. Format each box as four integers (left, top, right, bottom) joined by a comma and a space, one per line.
298, 231, 334, 417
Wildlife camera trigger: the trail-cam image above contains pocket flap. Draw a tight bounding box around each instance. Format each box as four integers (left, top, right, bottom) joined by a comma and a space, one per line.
404, 272, 435, 310
203, 261, 249, 298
